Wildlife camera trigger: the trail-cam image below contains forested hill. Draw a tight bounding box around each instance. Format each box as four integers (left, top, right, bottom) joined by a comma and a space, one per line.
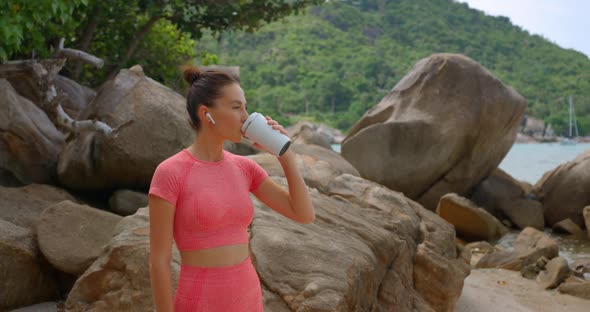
197, 0, 590, 134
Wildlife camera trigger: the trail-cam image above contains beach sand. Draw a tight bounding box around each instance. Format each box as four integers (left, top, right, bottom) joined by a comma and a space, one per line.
454, 268, 589, 312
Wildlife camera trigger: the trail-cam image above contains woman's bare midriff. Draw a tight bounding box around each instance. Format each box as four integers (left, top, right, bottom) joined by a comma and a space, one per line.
180, 243, 250, 267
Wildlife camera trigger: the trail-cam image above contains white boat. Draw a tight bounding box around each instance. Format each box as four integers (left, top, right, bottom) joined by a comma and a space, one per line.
560, 95, 579, 145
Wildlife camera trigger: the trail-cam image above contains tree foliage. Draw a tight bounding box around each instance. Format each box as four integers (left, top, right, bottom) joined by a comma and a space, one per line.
1, 0, 322, 86
196, 0, 590, 134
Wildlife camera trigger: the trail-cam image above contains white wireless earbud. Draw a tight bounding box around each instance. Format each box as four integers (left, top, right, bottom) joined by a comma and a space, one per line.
205, 112, 216, 125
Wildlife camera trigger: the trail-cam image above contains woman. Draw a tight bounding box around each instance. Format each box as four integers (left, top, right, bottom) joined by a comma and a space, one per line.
148, 66, 315, 311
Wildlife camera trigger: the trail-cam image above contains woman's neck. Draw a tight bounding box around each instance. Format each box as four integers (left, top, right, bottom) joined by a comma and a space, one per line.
190, 131, 225, 162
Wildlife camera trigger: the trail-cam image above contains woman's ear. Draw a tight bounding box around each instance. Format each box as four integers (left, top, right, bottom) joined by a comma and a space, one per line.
197, 105, 208, 122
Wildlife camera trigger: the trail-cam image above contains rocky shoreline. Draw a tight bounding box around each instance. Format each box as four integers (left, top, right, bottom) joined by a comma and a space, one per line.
1, 53, 589, 311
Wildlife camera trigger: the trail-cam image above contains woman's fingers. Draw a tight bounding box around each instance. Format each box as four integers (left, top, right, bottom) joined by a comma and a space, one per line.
265, 116, 288, 135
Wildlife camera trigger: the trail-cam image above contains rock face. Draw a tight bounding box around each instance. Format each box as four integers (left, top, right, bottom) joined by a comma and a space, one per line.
252, 174, 470, 312
584, 206, 590, 239
469, 169, 526, 213
342, 53, 526, 210
533, 149, 590, 227
476, 227, 558, 270
436, 193, 509, 242
249, 144, 360, 193
37, 200, 122, 275
65, 207, 182, 311
497, 199, 544, 230
57, 65, 194, 191
0, 219, 58, 311
0, 184, 77, 231
0, 79, 65, 184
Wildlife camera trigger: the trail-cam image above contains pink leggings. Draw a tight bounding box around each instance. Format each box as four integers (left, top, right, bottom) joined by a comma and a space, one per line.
174, 255, 263, 311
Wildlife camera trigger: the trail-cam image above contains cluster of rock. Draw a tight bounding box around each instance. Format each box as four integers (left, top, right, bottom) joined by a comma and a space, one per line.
517, 115, 556, 143
337, 53, 590, 300
3, 51, 589, 311
465, 226, 590, 299
286, 121, 345, 150
1, 61, 471, 311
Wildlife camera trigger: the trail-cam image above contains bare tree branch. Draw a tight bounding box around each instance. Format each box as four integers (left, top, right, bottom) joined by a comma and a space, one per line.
55, 38, 104, 68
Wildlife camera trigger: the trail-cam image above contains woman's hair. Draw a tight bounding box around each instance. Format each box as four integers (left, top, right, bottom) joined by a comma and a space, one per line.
182, 65, 239, 131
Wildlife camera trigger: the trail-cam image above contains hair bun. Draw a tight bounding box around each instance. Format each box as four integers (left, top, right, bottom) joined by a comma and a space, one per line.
182, 66, 202, 84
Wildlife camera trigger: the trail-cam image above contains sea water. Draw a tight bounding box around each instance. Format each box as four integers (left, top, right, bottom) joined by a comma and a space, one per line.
332, 143, 590, 184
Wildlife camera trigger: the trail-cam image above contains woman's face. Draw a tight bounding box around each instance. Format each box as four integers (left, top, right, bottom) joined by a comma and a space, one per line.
206, 83, 249, 143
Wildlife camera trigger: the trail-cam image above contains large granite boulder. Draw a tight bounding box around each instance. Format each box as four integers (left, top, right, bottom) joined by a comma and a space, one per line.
37, 200, 122, 275
533, 149, 590, 227
64, 173, 469, 312
0, 219, 58, 311
252, 174, 469, 312
341, 53, 526, 210
65, 207, 182, 311
0, 79, 65, 184
57, 65, 194, 190
0, 184, 77, 231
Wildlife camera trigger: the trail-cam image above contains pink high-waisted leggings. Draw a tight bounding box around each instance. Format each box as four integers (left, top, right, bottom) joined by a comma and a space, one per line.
174, 255, 264, 311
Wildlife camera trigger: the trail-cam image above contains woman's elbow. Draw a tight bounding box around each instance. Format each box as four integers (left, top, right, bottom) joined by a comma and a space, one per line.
299, 215, 315, 224
296, 207, 315, 224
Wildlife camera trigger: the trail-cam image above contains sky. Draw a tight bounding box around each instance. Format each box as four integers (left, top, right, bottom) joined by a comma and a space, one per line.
458, 0, 590, 58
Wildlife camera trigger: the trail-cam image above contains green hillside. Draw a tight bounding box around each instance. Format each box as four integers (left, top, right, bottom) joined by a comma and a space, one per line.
196, 0, 590, 135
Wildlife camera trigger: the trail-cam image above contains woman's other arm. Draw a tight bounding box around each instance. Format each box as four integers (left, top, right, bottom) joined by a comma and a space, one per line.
149, 195, 175, 312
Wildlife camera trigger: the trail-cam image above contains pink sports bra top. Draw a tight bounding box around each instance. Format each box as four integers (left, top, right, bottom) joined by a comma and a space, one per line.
148, 149, 268, 251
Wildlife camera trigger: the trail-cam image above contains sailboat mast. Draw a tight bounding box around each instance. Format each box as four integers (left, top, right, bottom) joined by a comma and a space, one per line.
569, 95, 573, 138
571, 96, 579, 137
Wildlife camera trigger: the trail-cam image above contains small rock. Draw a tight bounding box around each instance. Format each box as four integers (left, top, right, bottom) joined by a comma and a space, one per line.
109, 189, 148, 216
583, 206, 590, 239
558, 280, 590, 300
8, 301, 59, 312
537, 257, 571, 289
520, 256, 549, 279
476, 227, 558, 271
436, 193, 509, 242
571, 258, 590, 279
497, 198, 544, 230
552, 218, 585, 237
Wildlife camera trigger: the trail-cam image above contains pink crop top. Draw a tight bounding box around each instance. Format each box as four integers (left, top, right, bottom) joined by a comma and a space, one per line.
148, 149, 268, 251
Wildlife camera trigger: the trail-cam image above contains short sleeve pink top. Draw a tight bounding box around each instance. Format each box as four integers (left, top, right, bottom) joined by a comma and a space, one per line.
148, 149, 268, 251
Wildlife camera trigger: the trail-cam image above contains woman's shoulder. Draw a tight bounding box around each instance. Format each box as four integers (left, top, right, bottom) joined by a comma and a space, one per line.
155, 149, 193, 174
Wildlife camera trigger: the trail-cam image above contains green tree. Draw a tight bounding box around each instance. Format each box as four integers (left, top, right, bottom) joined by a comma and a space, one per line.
1, 0, 323, 86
